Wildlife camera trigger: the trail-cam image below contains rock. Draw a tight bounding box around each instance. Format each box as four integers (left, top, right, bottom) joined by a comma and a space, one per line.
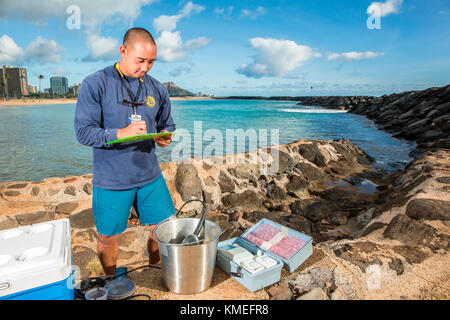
72, 246, 97, 279
277, 151, 295, 173
30, 186, 40, 196
382, 214, 437, 247
83, 183, 93, 195
221, 190, 267, 211
175, 163, 203, 201
361, 222, 387, 236
295, 162, 324, 180
119, 231, 137, 247
266, 182, 288, 202
287, 216, 313, 234
219, 227, 243, 241
303, 200, 341, 222
291, 273, 313, 294
436, 176, 450, 184
405, 198, 450, 221
417, 129, 446, 143
392, 245, 429, 264
6, 183, 28, 189
311, 232, 329, 243
218, 171, 235, 193
388, 258, 404, 275
15, 211, 55, 226
289, 198, 316, 215
297, 287, 328, 300
298, 144, 327, 168
333, 242, 382, 272
64, 185, 77, 196
319, 186, 360, 202
55, 202, 79, 215
227, 164, 261, 181
69, 209, 95, 229
308, 267, 334, 289
355, 208, 374, 229
267, 285, 293, 300
64, 177, 78, 184
0, 215, 19, 231
73, 229, 98, 242
286, 175, 309, 197
3, 190, 20, 197
242, 210, 290, 225
204, 176, 217, 187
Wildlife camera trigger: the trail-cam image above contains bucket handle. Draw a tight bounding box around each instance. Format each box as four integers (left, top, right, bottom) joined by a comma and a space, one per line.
151, 193, 207, 242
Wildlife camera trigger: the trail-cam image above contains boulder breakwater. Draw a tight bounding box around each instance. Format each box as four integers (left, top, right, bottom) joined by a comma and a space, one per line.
1, 85, 449, 300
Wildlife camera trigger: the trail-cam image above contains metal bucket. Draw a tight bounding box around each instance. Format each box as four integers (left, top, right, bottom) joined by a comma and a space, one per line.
154, 217, 221, 294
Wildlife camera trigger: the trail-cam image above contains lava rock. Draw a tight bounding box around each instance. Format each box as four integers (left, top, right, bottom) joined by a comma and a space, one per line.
405, 198, 450, 221
175, 163, 203, 201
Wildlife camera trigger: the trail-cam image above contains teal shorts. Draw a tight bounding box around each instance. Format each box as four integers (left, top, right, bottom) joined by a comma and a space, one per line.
92, 174, 176, 236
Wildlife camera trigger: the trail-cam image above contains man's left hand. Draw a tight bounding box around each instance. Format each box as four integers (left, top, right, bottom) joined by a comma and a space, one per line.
154, 129, 173, 148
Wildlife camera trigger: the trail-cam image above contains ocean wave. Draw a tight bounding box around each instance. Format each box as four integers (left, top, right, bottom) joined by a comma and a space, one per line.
279, 108, 348, 114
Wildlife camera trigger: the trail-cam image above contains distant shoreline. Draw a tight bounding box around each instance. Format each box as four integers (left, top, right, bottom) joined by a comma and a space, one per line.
0, 98, 78, 107
0, 96, 216, 107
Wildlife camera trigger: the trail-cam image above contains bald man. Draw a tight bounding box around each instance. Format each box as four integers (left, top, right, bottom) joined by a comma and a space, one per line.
74, 27, 176, 276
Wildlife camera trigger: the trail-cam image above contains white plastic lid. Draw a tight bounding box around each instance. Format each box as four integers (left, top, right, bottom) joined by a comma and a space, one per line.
0, 219, 72, 297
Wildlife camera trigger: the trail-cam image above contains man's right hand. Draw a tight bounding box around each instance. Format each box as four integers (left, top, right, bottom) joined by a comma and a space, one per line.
117, 120, 147, 139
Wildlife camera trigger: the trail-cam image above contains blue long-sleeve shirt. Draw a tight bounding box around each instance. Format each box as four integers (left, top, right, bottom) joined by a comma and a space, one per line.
74, 64, 176, 190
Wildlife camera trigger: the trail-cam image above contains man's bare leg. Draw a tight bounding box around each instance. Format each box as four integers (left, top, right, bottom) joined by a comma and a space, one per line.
147, 224, 160, 264
97, 234, 119, 276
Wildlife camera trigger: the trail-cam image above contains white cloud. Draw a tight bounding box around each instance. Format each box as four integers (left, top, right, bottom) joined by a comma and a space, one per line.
154, 14, 183, 33
237, 38, 321, 78
153, 1, 209, 63
215, 6, 233, 20
367, 0, 403, 17
156, 31, 186, 62
0, 0, 156, 29
156, 31, 210, 62
0, 35, 24, 64
83, 34, 119, 61
185, 37, 210, 50
241, 6, 267, 20
153, 1, 204, 32
327, 51, 384, 61
24, 36, 64, 64
180, 1, 205, 16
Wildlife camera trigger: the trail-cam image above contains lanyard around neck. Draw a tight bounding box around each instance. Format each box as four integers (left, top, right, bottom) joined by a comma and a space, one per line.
115, 63, 144, 103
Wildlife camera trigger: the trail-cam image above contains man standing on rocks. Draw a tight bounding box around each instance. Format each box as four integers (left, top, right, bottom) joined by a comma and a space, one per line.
74, 27, 176, 276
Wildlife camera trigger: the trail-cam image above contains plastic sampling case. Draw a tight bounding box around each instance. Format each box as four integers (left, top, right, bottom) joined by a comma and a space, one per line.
216, 218, 313, 292
0, 219, 74, 300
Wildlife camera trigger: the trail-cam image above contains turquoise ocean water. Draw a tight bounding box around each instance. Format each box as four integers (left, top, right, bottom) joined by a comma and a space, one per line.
0, 99, 415, 183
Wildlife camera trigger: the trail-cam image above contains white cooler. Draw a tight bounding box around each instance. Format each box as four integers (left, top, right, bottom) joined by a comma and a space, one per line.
0, 218, 74, 300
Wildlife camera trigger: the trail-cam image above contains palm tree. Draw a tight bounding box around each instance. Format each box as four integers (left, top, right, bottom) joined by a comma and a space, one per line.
39, 75, 45, 93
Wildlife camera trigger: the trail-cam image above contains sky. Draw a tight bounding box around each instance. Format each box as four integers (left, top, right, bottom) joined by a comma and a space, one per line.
0, 0, 449, 96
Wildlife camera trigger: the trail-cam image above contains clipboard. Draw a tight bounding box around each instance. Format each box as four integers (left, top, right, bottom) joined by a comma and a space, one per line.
104, 131, 180, 145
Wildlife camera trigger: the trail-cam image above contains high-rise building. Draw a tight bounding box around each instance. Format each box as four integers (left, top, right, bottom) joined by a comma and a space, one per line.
0, 65, 29, 97
68, 82, 81, 95
50, 76, 68, 95
27, 84, 38, 94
